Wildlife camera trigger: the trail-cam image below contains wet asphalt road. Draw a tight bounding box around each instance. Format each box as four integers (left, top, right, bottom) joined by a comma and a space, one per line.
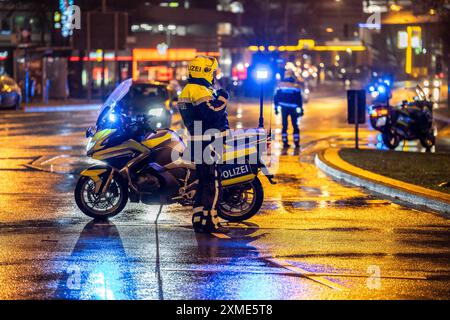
0, 84, 449, 299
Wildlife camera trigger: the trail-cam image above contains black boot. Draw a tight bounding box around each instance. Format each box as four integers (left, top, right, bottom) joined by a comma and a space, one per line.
281, 143, 289, 155
194, 212, 229, 234
194, 223, 230, 234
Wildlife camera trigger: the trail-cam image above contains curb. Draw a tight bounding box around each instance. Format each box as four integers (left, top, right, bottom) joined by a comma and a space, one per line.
314, 148, 450, 216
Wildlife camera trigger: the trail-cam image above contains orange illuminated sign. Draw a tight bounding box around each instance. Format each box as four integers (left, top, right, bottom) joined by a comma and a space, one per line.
133, 48, 197, 62
132, 48, 220, 80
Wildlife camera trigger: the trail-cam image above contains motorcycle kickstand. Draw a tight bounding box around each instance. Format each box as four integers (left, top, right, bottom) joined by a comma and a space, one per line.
154, 204, 164, 224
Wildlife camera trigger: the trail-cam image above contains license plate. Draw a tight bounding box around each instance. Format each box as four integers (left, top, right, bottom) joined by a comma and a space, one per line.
376, 116, 386, 127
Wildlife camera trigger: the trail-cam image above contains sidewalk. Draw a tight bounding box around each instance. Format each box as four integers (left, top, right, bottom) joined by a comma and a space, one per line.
315, 148, 450, 215
23, 99, 102, 113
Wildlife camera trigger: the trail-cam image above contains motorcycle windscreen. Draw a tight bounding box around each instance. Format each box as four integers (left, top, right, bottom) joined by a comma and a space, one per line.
97, 78, 133, 125
415, 85, 427, 101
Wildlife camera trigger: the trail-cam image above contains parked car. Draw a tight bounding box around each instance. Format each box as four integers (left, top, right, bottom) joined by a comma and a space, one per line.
0, 75, 21, 110
119, 82, 177, 129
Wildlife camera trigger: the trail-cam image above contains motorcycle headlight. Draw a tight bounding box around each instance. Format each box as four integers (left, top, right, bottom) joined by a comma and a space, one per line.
148, 108, 163, 117
86, 138, 96, 152
108, 113, 115, 122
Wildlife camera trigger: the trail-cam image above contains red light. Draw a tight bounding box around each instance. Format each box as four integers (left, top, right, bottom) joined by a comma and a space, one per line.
69, 56, 132, 62
116, 56, 132, 61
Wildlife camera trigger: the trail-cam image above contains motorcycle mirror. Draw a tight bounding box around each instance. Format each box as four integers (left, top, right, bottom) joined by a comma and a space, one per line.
86, 127, 94, 138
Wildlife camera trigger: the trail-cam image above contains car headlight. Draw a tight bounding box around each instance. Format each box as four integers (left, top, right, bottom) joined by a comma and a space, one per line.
148, 108, 163, 117
86, 138, 96, 152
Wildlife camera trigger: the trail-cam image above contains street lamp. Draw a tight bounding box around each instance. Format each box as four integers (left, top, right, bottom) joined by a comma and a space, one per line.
255, 67, 269, 128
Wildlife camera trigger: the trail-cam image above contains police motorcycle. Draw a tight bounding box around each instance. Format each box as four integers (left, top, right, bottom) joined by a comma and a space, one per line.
369, 85, 435, 150
75, 79, 274, 221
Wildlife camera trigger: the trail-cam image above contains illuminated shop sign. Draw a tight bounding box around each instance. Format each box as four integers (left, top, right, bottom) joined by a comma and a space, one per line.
54, 0, 80, 37
0, 51, 8, 61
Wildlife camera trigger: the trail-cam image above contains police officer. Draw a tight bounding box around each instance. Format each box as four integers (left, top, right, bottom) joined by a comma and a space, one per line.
177, 56, 229, 234
274, 70, 303, 151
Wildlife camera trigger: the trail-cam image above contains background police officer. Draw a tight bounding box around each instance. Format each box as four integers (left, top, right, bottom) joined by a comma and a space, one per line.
177, 56, 229, 234
274, 70, 303, 151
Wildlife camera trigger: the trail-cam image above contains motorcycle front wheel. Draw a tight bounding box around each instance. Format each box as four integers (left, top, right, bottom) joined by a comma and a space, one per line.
382, 127, 400, 149
218, 177, 264, 222
74, 175, 128, 220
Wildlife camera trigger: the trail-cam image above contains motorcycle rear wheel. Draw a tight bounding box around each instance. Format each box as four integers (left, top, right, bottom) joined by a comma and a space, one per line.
420, 131, 435, 151
75, 175, 128, 220
218, 177, 264, 222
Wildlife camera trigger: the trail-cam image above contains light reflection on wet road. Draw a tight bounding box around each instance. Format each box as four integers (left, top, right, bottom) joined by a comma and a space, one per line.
0, 85, 449, 299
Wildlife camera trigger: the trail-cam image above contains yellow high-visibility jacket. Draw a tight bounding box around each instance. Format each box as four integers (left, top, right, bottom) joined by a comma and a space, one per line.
178, 78, 229, 135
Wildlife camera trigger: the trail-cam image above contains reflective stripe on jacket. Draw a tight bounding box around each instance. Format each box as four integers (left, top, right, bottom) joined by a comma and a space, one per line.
274, 81, 303, 109
178, 78, 229, 136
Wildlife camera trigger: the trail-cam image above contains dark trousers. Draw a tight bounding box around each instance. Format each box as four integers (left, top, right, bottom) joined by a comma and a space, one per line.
192, 141, 221, 229
281, 107, 300, 147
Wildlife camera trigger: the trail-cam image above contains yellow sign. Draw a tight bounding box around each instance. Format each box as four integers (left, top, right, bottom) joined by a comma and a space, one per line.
405, 26, 421, 74
248, 39, 365, 52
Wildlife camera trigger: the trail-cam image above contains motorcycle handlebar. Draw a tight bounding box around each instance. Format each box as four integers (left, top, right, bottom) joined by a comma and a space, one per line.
129, 114, 156, 134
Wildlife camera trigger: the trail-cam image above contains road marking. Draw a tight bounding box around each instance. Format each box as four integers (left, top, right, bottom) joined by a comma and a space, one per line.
160, 267, 429, 282
211, 232, 231, 239
161, 267, 296, 274
266, 258, 348, 291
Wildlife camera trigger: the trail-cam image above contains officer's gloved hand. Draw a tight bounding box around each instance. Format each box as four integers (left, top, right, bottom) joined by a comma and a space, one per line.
216, 89, 229, 100
274, 105, 279, 116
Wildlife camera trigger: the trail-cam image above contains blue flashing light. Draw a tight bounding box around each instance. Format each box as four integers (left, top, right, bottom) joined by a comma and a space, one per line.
369, 86, 375, 92
109, 113, 117, 122
377, 85, 386, 94
256, 69, 269, 80
383, 79, 390, 86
